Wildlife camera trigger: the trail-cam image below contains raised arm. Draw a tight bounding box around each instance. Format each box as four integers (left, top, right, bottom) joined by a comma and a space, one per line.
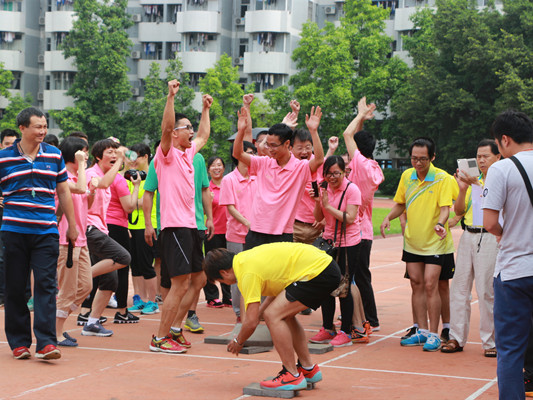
119, 175, 141, 214
306, 106, 324, 173
68, 151, 88, 194
232, 106, 252, 167
343, 97, 376, 159
161, 80, 180, 156
193, 94, 213, 152
242, 94, 254, 143
325, 136, 339, 158
95, 149, 124, 189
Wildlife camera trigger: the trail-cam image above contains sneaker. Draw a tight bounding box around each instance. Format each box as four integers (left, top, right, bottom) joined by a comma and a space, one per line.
81, 321, 113, 337
114, 311, 140, 324
36, 344, 61, 360
206, 299, 223, 308
27, 297, 34, 311
149, 335, 187, 354
222, 298, 232, 308
155, 294, 163, 304
63, 332, 77, 343
169, 328, 191, 348
13, 346, 31, 359
141, 301, 160, 315
309, 327, 336, 344
77, 312, 107, 326
260, 367, 307, 391
401, 326, 418, 340
299, 308, 312, 315
440, 327, 450, 343
351, 328, 369, 344
400, 330, 427, 346
371, 324, 380, 332
128, 294, 145, 313
330, 331, 353, 347
107, 294, 118, 309
184, 314, 204, 333
57, 337, 78, 347
236, 316, 242, 324
297, 363, 322, 384
525, 378, 533, 397
423, 333, 442, 352
363, 321, 373, 337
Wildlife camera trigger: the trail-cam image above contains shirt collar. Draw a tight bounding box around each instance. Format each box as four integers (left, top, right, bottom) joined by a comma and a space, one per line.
410, 163, 436, 182
15, 138, 42, 161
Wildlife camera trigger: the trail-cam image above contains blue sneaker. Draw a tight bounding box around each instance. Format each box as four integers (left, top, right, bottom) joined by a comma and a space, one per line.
423, 333, 441, 352
141, 301, 160, 315
128, 294, 145, 313
400, 330, 427, 346
81, 321, 113, 337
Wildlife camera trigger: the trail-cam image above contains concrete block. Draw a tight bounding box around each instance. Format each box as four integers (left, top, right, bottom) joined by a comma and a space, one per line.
308, 343, 334, 354
239, 346, 272, 354
204, 335, 230, 345
242, 382, 299, 398
204, 323, 273, 347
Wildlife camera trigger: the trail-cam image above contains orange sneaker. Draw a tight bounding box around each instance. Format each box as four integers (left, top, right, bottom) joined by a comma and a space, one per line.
351, 328, 369, 344
169, 328, 192, 348
364, 321, 373, 337
260, 367, 307, 391
149, 335, 187, 353
297, 363, 322, 383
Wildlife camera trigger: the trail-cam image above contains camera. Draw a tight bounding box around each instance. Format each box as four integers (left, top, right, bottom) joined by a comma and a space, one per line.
124, 169, 147, 181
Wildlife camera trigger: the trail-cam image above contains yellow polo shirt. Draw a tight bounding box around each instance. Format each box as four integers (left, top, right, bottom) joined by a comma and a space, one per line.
394, 164, 455, 255
460, 175, 484, 227
233, 242, 332, 310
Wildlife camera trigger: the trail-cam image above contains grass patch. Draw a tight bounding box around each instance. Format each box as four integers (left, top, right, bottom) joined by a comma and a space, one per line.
372, 208, 403, 237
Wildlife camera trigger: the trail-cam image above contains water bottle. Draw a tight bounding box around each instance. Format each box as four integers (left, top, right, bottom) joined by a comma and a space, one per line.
125, 150, 138, 162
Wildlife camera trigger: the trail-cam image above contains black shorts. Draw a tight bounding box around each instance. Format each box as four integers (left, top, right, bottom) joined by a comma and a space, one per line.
285, 260, 342, 310
244, 230, 293, 251
130, 229, 156, 279
402, 251, 455, 280
153, 232, 161, 259
160, 227, 204, 289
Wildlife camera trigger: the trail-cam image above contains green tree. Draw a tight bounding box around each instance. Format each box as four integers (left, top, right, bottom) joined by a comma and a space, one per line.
0, 62, 13, 98
0, 94, 33, 131
51, 0, 133, 142
199, 54, 244, 162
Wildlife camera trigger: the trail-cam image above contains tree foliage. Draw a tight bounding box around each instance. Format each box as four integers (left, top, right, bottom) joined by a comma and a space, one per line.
0, 94, 33, 131
51, 0, 133, 142
0, 62, 13, 99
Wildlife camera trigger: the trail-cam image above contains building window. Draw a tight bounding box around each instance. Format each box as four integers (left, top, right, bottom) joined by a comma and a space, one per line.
142, 42, 163, 60
10, 71, 21, 90
51, 72, 76, 90
167, 4, 182, 23
142, 5, 164, 23
167, 42, 182, 58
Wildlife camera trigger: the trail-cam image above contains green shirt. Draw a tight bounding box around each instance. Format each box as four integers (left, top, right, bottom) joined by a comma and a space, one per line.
193, 153, 209, 231
144, 159, 161, 232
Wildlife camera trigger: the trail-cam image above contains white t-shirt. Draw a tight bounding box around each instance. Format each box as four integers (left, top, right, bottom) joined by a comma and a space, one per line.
483, 150, 533, 281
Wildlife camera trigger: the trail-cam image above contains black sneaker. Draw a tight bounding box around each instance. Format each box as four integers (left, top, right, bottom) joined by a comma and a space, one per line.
77, 312, 107, 326
113, 311, 140, 324
525, 378, 533, 397
299, 308, 312, 315
401, 326, 417, 340
440, 328, 450, 343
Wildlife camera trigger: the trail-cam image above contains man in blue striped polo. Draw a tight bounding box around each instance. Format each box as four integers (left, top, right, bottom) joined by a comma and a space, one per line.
1, 107, 78, 360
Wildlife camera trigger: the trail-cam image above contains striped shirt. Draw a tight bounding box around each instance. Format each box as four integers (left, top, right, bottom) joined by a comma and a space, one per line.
0, 139, 67, 235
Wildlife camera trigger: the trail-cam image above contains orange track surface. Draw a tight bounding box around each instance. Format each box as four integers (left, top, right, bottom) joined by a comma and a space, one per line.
0, 227, 498, 400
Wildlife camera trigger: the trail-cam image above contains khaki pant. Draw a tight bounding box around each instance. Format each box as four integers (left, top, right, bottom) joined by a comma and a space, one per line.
293, 220, 322, 245
449, 231, 498, 349
56, 245, 92, 318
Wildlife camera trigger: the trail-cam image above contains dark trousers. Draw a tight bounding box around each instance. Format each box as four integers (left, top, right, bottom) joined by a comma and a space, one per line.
244, 230, 293, 251
203, 233, 231, 302
107, 224, 131, 309
525, 322, 533, 381
354, 239, 379, 326
3, 232, 59, 351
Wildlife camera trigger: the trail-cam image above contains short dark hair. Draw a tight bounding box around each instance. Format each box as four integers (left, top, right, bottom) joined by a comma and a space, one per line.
153, 140, 161, 154
130, 143, 151, 159
409, 137, 435, 159
91, 138, 120, 163
69, 131, 89, 142
16, 107, 45, 128
43, 134, 59, 147
203, 248, 235, 282
230, 140, 256, 166
323, 155, 345, 176
268, 123, 294, 146
354, 130, 377, 159
207, 156, 225, 169
174, 112, 189, 128
477, 139, 499, 155
490, 109, 533, 144
255, 131, 268, 142
1, 129, 19, 143
60, 136, 88, 164
293, 129, 312, 144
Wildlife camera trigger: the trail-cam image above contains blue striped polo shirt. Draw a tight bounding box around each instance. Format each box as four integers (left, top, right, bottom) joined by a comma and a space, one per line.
0, 139, 67, 235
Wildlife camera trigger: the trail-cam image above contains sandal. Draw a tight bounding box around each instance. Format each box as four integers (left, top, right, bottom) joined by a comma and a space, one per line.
484, 347, 497, 358
440, 339, 463, 353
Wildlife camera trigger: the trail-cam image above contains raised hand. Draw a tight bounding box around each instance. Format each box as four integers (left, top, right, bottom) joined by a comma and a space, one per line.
305, 106, 322, 132
290, 100, 300, 114
202, 94, 213, 109
282, 112, 298, 130
243, 94, 254, 108
168, 80, 180, 97
328, 136, 339, 152
357, 97, 376, 121
75, 150, 86, 164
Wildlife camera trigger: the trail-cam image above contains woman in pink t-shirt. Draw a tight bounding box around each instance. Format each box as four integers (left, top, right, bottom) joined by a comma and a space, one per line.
203, 156, 231, 307
309, 155, 369, 348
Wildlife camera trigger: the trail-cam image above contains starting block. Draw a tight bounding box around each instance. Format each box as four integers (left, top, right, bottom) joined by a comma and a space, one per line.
204, 323, 273, 347
308, 343, 333, 354
243, 381, 315, 398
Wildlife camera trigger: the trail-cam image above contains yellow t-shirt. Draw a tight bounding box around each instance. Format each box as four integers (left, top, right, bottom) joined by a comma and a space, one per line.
460, 176, 484, 227
127, 180, 158, 230
394, 164, 455, 255
233, 242, 333, 310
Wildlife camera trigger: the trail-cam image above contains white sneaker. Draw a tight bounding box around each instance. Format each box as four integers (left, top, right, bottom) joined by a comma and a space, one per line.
107, 295, 118, 309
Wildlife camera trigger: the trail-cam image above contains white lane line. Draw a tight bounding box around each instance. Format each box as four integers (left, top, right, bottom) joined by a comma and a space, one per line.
367, 328, 408, 346
232, 396, 251, 400
11, 374, 90, 398
465, 377, 498, 399
376, 285, 408, 294
370, 261, 403, 270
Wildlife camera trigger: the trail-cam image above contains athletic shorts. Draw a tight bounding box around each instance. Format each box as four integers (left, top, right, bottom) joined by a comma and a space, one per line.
130, 229, 156, 279
160, 227, 204, 288
285, 260, 342, 310
402, 250, 455, 280
244, 230, 293, 251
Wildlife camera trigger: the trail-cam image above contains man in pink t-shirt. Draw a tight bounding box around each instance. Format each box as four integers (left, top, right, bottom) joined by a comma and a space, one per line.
343, 97, 384, 331
233, 106, 325, 250
149, 80, 213, 354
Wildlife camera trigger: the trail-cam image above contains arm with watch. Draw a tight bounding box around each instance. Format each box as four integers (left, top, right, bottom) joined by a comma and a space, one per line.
434, 206, 450, 240
227, 300, 264, 355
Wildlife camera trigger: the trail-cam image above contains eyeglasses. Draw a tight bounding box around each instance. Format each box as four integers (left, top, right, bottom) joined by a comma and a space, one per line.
174, 125, 194, 131
325, 171, 343, 178
293, 145, 313, 152
265, 142, 283, 149
410, 156, 430, 163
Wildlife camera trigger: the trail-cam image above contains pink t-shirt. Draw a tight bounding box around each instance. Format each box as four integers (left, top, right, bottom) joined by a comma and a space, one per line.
209, 180, 227, 235
58, 170, 88, 247
321, 177, 362, 247
106, 174, 131, 228
294, 157, 323, 224
249, 154, 313, 235
219, 168, 257, 243
154, 142, 196, 230
348, 150, 384, 240
86, 164, 112, 234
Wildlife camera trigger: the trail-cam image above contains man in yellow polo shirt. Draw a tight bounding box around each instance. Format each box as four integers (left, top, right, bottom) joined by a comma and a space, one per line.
203, 242, 341, 391
380, 137, 455, 352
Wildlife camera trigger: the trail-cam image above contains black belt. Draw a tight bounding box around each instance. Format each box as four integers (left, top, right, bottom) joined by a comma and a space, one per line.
465, 226, 488, 234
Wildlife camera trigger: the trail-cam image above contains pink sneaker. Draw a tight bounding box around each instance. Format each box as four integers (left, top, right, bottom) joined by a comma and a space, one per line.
330, 331, 353, 347
309, 327, 336, 344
